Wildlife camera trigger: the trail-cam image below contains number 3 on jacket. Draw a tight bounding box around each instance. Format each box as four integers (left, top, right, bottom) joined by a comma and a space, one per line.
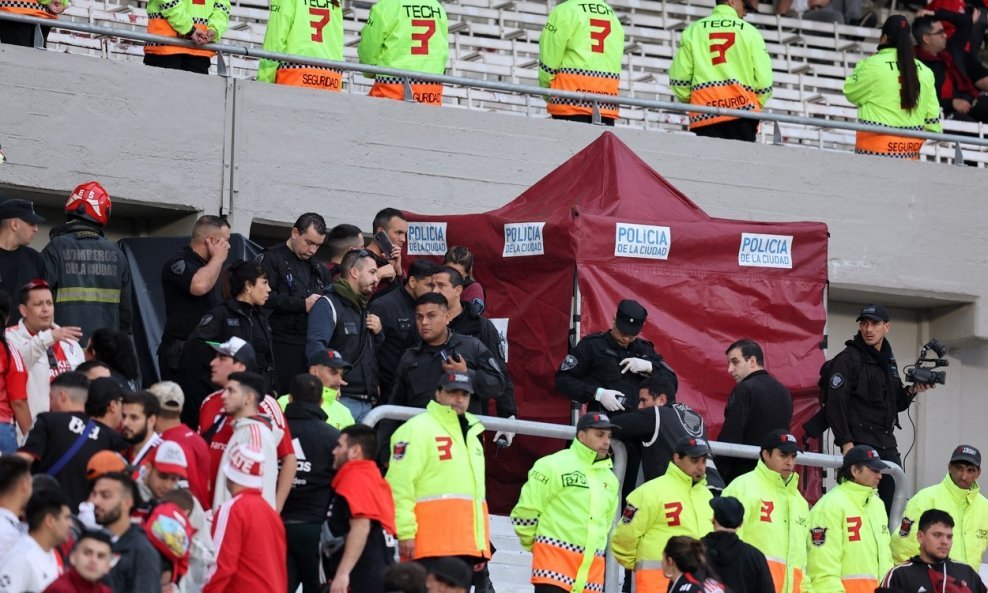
435, 436, 453, 460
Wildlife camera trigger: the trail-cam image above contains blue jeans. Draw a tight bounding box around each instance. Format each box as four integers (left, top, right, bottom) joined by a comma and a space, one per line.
340, 396, 373, 423
0, 423, 18, 455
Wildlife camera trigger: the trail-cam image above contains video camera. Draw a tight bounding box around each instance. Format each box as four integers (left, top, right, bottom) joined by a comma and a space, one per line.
904, 338, 949, 386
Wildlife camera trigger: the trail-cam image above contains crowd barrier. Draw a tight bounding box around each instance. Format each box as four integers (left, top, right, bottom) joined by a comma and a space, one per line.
363, 405, 907, 593
2, 11, 988, 165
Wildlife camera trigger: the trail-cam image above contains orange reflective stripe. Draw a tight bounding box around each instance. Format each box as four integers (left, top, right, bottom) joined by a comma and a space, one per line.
548, 71, 620, 118
688, 81, 760, 129
144, 19, 213, 56
766, 558, 786, 593
0, 1, 55, 19
275, 67, 343, 92
369, 81, 443, 105
636, 567, 669, 593
792, 568, 804, 593
413, 498, 491, 559
854, 131, 923, 160
842, 577, 878, 593
531, 538, 605, 590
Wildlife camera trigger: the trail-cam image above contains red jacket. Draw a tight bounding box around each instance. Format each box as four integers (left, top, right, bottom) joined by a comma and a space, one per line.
160, 424, 212, 510
203, 489, 287, 593
42, 569, 112, 593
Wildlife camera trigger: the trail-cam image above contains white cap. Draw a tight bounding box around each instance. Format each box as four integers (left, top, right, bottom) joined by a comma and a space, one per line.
222, 442, 264, 489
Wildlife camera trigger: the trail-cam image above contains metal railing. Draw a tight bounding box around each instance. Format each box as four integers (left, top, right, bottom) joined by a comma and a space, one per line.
362, 405, 907, 593
3, 12, 988, 164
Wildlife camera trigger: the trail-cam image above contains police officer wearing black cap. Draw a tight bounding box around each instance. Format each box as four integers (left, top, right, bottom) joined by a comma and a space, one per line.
0, 198, 44, 324
556, 299, 677, 414
821, 303, 934, 514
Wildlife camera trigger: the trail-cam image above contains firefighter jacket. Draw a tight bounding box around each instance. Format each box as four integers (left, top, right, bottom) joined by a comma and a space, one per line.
357, 0, 448, 105
844, 48, 941, 159
722, 459, 812, 593
892, 474, 988, 568
257, 0, 344, 91
41, 221, 132, 345
145, 0, 230, 57
510, 439, 619, 593
611, 461, 713, 593
386, 401, 490, 560
806, 479, 892, 593
668, 4, 773, 129
538, 0, 624, 118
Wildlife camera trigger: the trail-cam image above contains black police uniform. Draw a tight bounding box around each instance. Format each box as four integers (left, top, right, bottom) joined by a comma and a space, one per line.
611, 402, 725, 489
448, 301, 517, 417
282, 399, 339, 593
257, 243, 330, 395
0, 245, 41, 325
177, 299, 275, 427
388, 329, 506, 414
158, 245, 221, 382
824, 332, 916, 513
717, 370, 793, 484
555, 331, 677, 413
368, 285, 418, 400
306, 284, 380, 405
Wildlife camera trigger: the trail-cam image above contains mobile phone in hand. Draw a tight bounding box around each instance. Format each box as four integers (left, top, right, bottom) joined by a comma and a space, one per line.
374, 230, 395, 258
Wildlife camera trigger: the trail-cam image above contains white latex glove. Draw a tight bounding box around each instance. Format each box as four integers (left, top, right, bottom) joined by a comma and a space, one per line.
493, 415, 516, 447
595, 388, 626, 412
620, 357, 653, 375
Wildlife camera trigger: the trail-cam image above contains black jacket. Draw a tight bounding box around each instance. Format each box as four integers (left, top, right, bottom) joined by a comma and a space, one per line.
282, 400, 339, 523
306, 285, 380, 400
823, 333, 915, 450
258, 243, 330, 345
555, 331, 677, 413
718, 370, 793, 484
178, 299, 275, 424
882, 557, 987, 593
701, 531, 775, 593
368, 285, 418, 398
448, 301, 516, 417
389, 329, 506, 415
104, 524, 162, 593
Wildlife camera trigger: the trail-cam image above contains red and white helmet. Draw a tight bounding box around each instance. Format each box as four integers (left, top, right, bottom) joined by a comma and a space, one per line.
65, 181, 111, 226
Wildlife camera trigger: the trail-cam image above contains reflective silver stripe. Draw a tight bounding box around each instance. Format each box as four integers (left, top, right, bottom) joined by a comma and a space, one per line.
415, 494, 475, 503
643, 406, 661, 447
636, 560, 665, 570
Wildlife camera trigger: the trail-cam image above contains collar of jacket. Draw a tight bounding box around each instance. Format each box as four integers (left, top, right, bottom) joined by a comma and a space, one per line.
570, 438, 614, 469
664, 460, 708, 489
411, 328, 459, 353
839, 478, 879, 505
284, 399, 329, 421
227, 298, 264, 319
426, 399, 482, 434
755, 458, 800, 490
940, 473, 981, 505
741, 369, 769, 382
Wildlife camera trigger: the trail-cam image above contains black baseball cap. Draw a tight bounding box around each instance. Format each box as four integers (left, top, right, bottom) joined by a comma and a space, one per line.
843, 444, 886, 471
307, 348, 352, 370
710, 496, 745, 529
856, 303, 890, 323
438, 370, 475, 394
0, 199, 44, 224
675, 436, 711, 457
429, 557, 473, 589
950, 444, 982, 467
576, 412, 620, 432
615, 299, 647, 336
761, 429, 800, 455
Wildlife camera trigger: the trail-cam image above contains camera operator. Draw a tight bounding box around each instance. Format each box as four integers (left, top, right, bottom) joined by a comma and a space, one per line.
822, 303, 935, 514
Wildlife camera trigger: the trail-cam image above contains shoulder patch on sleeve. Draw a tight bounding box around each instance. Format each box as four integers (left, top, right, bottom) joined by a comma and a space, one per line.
199, 313, 214, 327
621, 503, 639, 524
830, 373, 845, 389
898, 517, 914, 537
811, 527, 827, 546
472, 298, 485, 314
169, 260, 186, 275
560, 354, 578, 371
392, 441, 409, 461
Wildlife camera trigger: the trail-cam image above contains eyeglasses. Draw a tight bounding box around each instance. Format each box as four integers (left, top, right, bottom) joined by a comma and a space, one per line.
930, 29, 947, 36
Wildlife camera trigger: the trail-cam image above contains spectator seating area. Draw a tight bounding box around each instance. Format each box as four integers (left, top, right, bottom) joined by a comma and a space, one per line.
43, 0, 988, 163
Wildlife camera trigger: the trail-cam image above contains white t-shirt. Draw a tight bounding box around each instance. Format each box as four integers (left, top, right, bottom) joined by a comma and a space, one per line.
5, 321, 85, 421
0, 508, 25, 560
0, 534, 61, 593
212, 416, 279, 510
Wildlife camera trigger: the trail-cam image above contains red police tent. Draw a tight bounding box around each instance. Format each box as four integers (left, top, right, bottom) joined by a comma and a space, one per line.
403, 131, 828, 512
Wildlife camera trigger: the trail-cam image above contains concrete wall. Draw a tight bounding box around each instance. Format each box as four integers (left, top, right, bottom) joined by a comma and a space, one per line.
2, 44, 985, 491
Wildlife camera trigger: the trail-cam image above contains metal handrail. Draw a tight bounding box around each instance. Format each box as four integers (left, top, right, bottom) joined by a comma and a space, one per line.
4, 12, 988, 155
362, 406, 907, 593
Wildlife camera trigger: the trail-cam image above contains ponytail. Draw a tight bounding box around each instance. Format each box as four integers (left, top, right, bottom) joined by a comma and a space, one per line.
880, 15, 920, 110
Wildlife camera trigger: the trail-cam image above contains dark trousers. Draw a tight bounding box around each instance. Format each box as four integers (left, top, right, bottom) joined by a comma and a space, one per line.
143, 53, 211, 74
285, 522, 322, 593
693, 118, 759, 142
273, 341, 307, 397
0, 20, 49, 47
875, 447, 901, 517
551, 114, 616, 126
